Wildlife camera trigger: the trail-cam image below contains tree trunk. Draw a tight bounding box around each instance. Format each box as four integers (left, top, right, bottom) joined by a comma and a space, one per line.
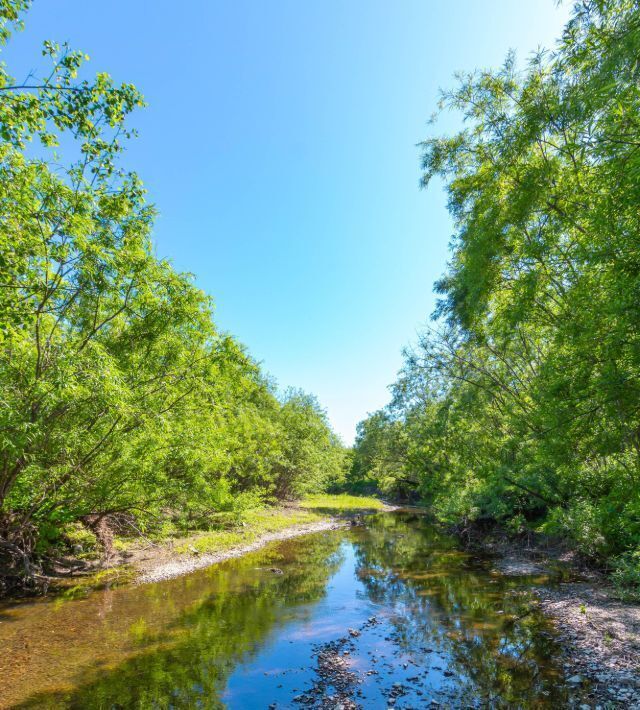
81, 513, 115, 563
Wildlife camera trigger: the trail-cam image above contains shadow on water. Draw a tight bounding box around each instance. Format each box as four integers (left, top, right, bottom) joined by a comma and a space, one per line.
0, 513, 577, 708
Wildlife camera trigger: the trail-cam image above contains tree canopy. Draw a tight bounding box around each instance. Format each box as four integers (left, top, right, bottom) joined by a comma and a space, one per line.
352, 0, 640, 577
0, 1, 346, 589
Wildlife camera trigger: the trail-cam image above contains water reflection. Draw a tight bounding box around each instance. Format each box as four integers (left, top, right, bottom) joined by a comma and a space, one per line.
1, 534, 345, 708
350, 514, 566, 707
0, 513, 573, 708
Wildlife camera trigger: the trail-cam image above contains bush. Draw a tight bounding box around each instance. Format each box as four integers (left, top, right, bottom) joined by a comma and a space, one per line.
611, 550, 640, 602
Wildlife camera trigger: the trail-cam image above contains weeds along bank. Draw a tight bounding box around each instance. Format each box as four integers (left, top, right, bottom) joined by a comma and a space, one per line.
350, 0, 640, 597
0, 3, 348, 595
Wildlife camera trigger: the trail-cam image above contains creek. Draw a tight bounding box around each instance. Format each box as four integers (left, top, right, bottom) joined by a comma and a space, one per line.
0, 511, 576, 708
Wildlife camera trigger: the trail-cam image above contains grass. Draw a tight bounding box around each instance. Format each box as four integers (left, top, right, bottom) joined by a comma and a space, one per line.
299, 493, 385, 511
49, 508, 326, 598
175, 508, 324, 555
173, 496, 386, 555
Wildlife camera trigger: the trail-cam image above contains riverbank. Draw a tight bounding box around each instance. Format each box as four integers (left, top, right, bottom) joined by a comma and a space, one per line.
136, 517, 347, 584
535, 583, 640, 707
134, 495, 392, 584
6, 495, 388, 599
7, 499, 637, 706
460, 525, 640, 707
0, 509, 582, 709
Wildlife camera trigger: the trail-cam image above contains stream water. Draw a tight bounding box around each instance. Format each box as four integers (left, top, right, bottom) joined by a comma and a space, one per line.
0, 511, 576, 708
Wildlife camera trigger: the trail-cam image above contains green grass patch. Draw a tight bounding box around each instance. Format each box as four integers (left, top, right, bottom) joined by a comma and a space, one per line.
299, 493, 385, 511
175, 508, 324, 555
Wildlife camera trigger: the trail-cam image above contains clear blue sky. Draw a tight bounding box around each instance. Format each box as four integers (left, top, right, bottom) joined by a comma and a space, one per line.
6, 1, 570, 443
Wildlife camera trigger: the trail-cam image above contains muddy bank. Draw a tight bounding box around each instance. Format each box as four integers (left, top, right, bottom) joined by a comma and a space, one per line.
1, 502, 379, 599
130, 504, 398, 585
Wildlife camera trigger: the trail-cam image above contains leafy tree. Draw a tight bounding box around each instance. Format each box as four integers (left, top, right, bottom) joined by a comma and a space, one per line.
0, 1, 345, 589
273, 390, 346, 499
353, 0, 640, 573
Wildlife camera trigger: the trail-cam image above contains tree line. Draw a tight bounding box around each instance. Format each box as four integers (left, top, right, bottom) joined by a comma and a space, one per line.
0, 1, 346, 591
351, 0, 640, 588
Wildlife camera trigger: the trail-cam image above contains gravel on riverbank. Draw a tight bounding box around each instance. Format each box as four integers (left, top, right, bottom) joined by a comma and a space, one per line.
478, 537, 640, 708
136, 519, 348, 584
534, 583, 640, 708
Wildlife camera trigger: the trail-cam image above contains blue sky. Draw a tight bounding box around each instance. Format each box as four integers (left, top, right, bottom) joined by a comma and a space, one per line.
6, 1, 570, 443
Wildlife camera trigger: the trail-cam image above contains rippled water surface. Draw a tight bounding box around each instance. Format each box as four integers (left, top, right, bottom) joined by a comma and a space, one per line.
0, 512, 573, 708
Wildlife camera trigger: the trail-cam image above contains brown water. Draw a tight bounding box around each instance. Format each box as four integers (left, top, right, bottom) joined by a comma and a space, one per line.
0, 512, 574, 708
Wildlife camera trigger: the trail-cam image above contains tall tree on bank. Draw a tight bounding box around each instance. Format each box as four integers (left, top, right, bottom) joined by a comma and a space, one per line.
353, 0, 640, 566
0, 2, 346, 590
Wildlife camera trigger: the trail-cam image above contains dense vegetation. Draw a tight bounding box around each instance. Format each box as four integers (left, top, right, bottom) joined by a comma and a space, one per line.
0, 2, 346, 592
351, 0, 640, 586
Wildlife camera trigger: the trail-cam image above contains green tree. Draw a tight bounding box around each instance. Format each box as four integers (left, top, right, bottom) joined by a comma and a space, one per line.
0, 1, 345, 589
354, 0, 640, 568
273, 390, 345, 499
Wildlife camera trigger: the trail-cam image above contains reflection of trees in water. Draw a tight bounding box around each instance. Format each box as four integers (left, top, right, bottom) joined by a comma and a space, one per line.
15, 533, 344, 709
352, 513, 567, 707
12, 517, 568, 709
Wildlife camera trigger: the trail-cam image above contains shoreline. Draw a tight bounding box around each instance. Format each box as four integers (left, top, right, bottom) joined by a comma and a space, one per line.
2, 503, 638, 705
0, 497, 392, 601
134, 510, 640, 706
462, 528, 640, 707
131, 496, 398, 585
135, 518, 348, 585
534, 583, 640, 706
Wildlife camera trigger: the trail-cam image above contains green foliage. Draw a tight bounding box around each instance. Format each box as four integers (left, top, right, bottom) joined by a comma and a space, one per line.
62, 522, 98, 553
273, 390, 348, 499
352, 0, 640, 578
0, 0, 345, 579
611, 550, 640, 602
349, 411, 415, 499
